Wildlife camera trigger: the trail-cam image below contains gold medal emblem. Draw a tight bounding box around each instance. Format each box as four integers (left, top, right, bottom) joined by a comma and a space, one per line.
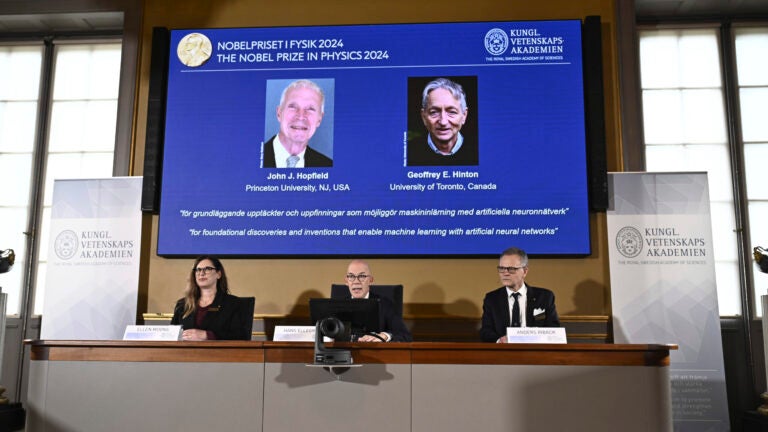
177, 32, 212, 67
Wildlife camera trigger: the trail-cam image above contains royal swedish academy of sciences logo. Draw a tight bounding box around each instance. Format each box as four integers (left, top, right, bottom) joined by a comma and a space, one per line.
616, 226, 643, 258
54, 230, 78, 260
484, 28, 509, 56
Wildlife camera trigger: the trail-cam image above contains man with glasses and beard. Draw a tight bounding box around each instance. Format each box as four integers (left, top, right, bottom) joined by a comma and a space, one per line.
480, 247, 560, 343
344, 259, 412, 342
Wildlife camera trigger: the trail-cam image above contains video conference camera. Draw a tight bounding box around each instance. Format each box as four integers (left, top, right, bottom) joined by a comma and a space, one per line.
313, 317, 353, 365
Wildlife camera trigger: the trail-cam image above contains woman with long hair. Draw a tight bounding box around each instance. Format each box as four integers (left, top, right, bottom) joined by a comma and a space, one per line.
171, 255, 253, 340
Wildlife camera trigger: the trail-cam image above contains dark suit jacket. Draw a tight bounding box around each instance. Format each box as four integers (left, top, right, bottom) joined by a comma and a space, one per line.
374, 292, 413, 342
171, 291, 253, 341
262, 135, 333, 167
479, 285, 560, 342
406, 134, 478, 166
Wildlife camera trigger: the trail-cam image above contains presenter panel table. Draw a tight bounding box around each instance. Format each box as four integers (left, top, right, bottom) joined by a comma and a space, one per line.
26, 340, 675, 432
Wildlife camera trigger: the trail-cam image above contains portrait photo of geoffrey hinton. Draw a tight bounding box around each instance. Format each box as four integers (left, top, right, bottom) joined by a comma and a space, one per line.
406, 76, 479, 167
261, 78, 335, 168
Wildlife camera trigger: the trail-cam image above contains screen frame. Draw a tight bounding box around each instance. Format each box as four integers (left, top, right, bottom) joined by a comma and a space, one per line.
309, 297, 381, 340
153, 18, 603, 258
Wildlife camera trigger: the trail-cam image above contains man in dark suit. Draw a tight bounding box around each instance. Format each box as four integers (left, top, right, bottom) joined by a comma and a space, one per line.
344, 259, 412, 342
407, 77, 478, 166
262, 79, 332, 168
480, 247, 560, 343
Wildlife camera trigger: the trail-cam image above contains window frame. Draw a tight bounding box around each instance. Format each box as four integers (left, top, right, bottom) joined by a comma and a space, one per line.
631, 21, 767, 321
0, 35, 127, 321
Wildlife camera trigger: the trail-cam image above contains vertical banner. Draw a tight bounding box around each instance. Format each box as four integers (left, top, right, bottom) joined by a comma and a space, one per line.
41, 177, 142, 340
607, 172, 729, 431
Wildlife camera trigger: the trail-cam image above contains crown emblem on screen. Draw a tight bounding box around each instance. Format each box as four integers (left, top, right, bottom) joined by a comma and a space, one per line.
484, 28, 509, 56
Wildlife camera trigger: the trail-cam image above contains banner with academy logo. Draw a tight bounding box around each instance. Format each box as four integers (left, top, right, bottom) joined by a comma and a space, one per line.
607, 172, 729, 432
41, 177, 142, 340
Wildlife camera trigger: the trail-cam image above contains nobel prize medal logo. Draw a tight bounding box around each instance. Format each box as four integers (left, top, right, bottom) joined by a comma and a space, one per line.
484, 28, 509, 56
177, 32, 213, 67
616, 226, 643, 258
54, 230, 79, 260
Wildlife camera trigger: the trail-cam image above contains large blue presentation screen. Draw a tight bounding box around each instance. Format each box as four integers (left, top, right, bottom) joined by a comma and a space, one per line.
158, 19, 592, 256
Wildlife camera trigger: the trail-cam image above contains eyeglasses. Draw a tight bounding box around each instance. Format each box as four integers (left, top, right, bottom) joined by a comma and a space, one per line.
345, 273, 370, 282
497, 266, 525, 274
194, 266, 217, 274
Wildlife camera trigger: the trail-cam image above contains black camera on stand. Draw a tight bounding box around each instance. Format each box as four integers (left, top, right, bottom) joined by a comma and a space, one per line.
313, 317, 353, 365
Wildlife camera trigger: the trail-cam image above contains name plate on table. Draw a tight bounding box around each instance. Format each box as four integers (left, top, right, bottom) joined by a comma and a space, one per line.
506, 327, 567, 344
273, 325, 331, 342
123, 325, 182, 341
